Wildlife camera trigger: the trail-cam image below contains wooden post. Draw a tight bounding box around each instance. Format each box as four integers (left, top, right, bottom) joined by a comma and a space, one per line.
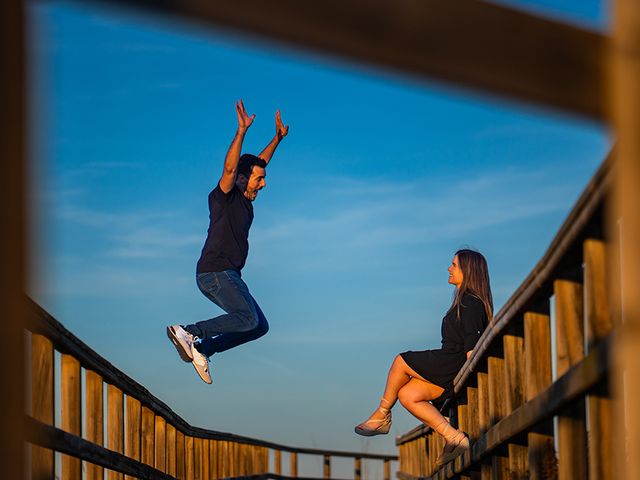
290, 452, 298, 477
466, 385, 480, 440
487, 356, 506, 426
524, 311, 556, 480
141, 406, 155, 466
612, 2, 640, 478
554, 280, 587, 480
125, 396, 141, 480
155, 416, 166, 472
176, 430, 186, 480
209, 440, 219, 480
107, 384, 124, 480
384, 458, 391, 480
504, 331, 527, 479
323, 454, 331, 478
193, 437, 202, 479
31, 334, 54, 480
61, 354, 81, 480
477, 371, 490, 435
166, 423, 177, 477
274, 449, 282, 475
219, 441, 229, 478
185, 436, 195, 480
85, 370, 104, 480
354, 457, 362, 480
583, 239, 614, 479
0, 1, 26, 478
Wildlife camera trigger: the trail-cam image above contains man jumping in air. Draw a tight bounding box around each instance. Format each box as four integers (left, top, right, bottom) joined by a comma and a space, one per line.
167, 100, 289, 384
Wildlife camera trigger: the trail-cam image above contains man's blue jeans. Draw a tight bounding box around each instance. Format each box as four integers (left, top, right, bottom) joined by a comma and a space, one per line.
184, 270, 269, 358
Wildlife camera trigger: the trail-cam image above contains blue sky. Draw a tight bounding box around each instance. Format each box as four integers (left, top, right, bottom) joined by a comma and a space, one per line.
29, 0, 609, 475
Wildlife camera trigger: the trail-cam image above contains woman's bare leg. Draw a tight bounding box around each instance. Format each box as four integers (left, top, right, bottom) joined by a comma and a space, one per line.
397, 378, 465, 443
364, 355, 430, 422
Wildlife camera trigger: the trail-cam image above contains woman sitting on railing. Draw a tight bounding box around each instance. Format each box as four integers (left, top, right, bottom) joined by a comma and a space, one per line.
355, 249, 493, 464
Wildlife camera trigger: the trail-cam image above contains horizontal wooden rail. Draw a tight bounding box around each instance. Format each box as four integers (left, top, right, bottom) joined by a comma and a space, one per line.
25, 415, 174, 480
83, 0, 607, 119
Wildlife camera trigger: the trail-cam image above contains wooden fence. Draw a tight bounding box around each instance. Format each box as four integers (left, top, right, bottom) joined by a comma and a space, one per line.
25, 302, 397, 480
396, 153, 616, 480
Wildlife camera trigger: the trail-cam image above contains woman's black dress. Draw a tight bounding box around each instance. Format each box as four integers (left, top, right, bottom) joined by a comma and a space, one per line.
401, 292, 488, 405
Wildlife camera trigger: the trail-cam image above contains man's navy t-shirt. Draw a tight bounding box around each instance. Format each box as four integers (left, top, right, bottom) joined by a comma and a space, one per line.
196, 184, 254, 274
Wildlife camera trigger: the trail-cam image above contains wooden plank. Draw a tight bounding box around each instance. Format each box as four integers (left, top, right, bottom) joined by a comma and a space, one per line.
166, 423, 177, 477
85, 370, 104, 480
523, 311, 554, 480
125, 396, 141, 480
554, 280, 587, 480
584, 239, 614, 480
503, 332, 527, 479
107, 384, 125, 480
141, 406, 155, 466
185, 436, 195, 480
26, 415, 176, 480
177, 430, 186, 480
355, 457, 362, 480
275, 449, 282, 475
467, 386, 479, 440
99, 0, 607, 119
508, 443, 528, 480
193, 437, 203, 479
477, 372, 490, 434
290, 451, 298, 477
209, 440, 219, 480
31, 334, 54, 480
554, 280, 585, 376
0, 0, 26, 476
612, 2, 640, 477
155, 416, 166, 472
488, 356, 506, 426
323, 454, 331, 478
61, 354, 82, 480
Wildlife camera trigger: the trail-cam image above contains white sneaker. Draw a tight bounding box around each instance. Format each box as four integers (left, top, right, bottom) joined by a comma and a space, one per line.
191, 343, 212, 384
166, 325, 195, 362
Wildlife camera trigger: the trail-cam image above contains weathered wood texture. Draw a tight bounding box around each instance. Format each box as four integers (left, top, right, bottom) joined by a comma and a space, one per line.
125, 395, 141, 480
554, 280, 587, 480
612, 0, 640, 473
31, 334, 54, 480
85, 370, 104, 480
107, 384, 125, 480
141, 406, 155, 466
584, 240, 614, 480
61, 354, 82, 480
524, 312, 555, 480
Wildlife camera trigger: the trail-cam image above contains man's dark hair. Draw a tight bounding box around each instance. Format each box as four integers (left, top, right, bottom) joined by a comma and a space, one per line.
238, 154, 267, 178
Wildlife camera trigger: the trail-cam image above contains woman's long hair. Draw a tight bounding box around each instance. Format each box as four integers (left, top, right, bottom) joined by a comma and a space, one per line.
451, 249, 494, 323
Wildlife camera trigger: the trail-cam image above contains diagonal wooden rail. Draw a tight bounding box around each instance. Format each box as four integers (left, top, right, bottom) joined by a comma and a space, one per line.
26, 300, 397, 480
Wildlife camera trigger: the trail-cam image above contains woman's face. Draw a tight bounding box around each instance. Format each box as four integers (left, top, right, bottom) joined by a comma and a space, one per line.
448, 255, 464, 288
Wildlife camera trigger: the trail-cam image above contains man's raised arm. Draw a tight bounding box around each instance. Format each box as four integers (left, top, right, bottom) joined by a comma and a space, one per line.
258, 110, 289, 165
219, 100, 255, 193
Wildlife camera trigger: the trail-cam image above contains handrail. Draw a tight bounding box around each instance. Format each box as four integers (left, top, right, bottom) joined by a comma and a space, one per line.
26, 298, 396, 462
453, 151, 613, 393
395, 153, 616, 479
26, 299, 396, 479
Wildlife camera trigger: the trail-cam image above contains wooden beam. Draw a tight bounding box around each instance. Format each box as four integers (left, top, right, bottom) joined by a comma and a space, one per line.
611, 1, 640, 479
0, 0, 26, 478
86, 0, 607, 119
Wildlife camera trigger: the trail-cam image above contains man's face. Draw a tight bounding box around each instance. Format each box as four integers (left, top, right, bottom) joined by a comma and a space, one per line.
241, 166, 266, 201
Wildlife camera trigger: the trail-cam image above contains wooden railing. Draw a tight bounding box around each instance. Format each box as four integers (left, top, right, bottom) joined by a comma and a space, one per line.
396, 154, 615, 479
25, 302, 397, 480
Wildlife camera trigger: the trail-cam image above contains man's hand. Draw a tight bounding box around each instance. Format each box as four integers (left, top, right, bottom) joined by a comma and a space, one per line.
275, 110, 289, 140
236, 99, 255, 131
